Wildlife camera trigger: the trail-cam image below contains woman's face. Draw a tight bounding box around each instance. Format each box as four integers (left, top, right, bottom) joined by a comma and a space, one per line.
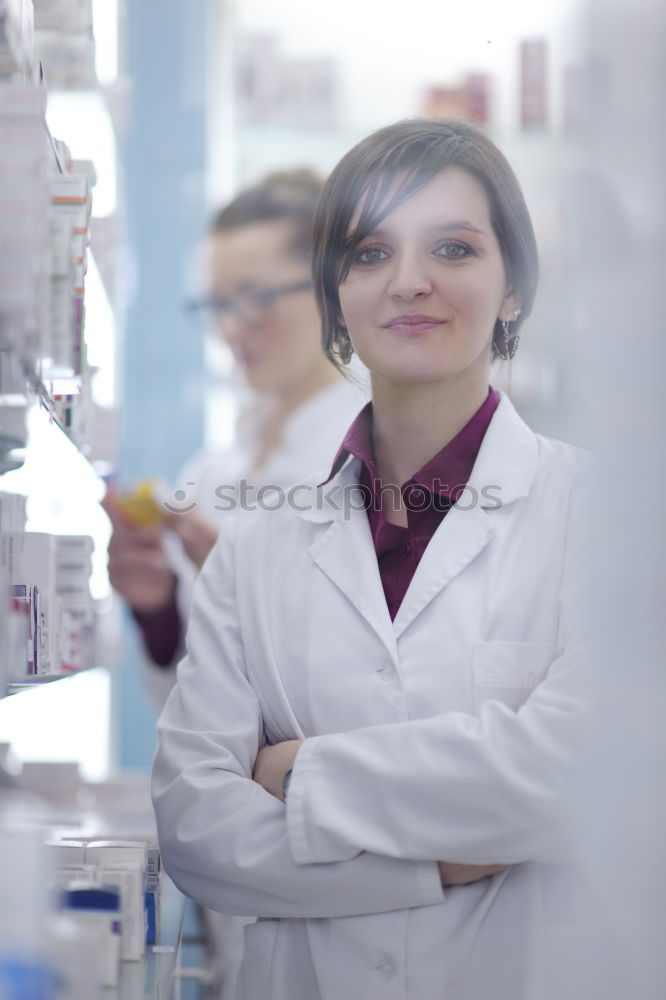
204, 220, 326, 398
338, 166, 519, 391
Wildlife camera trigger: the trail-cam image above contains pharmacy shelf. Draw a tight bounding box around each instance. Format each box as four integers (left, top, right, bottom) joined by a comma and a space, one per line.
7, 675, 78, 694
3, 242, 113, 461
0, 387, 95, 483
36, 377, 86, 450
2, 393, 100, 492
5, 664, 98, 696
0, 395, 106, 697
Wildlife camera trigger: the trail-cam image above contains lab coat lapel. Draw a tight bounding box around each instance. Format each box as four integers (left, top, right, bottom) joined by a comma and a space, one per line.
300, 458, 399, 663
392, 504, 491, 637
393, 393, 539, 638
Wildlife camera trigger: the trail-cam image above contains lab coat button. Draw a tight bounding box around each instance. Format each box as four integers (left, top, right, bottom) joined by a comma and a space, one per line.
374, 953, 396, 980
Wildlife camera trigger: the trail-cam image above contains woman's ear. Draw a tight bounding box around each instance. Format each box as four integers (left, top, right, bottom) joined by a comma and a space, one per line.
499, 291, 522, 323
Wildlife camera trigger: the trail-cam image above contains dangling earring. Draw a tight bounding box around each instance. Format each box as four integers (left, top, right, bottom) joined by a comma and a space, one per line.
495, 308, 521, 361
338, 329, 353, 365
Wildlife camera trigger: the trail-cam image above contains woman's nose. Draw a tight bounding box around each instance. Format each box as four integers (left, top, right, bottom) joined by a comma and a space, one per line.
217, 309, 257, 347
386, 251, 433, 301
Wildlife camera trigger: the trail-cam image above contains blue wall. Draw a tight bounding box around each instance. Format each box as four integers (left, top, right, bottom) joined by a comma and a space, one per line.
117, 1, 208, 768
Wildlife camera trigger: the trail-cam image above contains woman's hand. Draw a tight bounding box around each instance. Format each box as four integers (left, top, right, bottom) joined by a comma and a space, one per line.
102, 493, 177, 613
253, 740, 303, 801
437, 862, 508, 886
165, 509, 219, 568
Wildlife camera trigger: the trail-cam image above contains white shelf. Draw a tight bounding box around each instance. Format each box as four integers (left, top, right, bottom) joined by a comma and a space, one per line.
2, 397, 100, 490
6, 663, 99, 696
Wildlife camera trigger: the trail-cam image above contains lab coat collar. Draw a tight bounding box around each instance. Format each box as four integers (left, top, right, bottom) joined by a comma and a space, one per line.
295, 453, 366, 525
297, 393, 539, 650
296, 391, 537, 525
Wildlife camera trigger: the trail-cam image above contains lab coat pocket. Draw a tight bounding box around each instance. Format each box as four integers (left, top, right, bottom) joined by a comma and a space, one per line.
472, 641, 559, 712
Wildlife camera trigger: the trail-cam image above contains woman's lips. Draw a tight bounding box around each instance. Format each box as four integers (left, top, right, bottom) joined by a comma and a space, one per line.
382, 315, 445, 336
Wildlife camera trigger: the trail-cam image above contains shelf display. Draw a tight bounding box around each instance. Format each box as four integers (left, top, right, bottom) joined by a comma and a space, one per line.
0, 1, 103, 695
0, 7, 196, 996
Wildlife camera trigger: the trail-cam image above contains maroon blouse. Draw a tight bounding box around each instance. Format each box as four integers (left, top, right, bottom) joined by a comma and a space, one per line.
324, 388, 499, 620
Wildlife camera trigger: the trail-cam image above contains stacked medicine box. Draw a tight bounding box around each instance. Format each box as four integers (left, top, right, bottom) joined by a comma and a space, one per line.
0, 526, 95, 682
48, 836, 162, 988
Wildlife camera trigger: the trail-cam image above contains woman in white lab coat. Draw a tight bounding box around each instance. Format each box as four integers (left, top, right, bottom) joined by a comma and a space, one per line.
152, 119, 589, 1000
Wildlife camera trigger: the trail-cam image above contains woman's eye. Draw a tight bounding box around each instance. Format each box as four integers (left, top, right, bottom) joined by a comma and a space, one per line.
435, 241, 472, 260
353, 246, 389, 266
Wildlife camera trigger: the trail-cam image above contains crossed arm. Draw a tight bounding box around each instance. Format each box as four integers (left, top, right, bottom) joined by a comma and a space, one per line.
253, 740, 508, 887
153, 515, 585, 917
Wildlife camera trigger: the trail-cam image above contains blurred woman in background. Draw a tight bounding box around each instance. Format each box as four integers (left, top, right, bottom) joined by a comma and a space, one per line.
104, 169, 365, 704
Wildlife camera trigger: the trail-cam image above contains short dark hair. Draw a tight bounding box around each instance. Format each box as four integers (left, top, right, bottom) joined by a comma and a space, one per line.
312, 118, 539, 367
210, 168, 325, 260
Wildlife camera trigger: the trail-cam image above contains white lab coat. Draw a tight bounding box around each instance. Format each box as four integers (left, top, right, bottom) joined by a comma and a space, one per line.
152, 392, 591, 1000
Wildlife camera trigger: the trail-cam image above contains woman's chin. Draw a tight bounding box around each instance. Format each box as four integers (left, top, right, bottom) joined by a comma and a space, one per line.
238, 365, 289, 397
371, 362, 462, 387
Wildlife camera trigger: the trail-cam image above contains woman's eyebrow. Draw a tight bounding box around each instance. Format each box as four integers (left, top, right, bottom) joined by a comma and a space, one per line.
427, 220, 486, 235
358, 220, 486, 239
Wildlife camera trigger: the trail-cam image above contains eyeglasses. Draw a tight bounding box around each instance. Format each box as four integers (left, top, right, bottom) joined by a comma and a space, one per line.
185, 278, 313, 326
